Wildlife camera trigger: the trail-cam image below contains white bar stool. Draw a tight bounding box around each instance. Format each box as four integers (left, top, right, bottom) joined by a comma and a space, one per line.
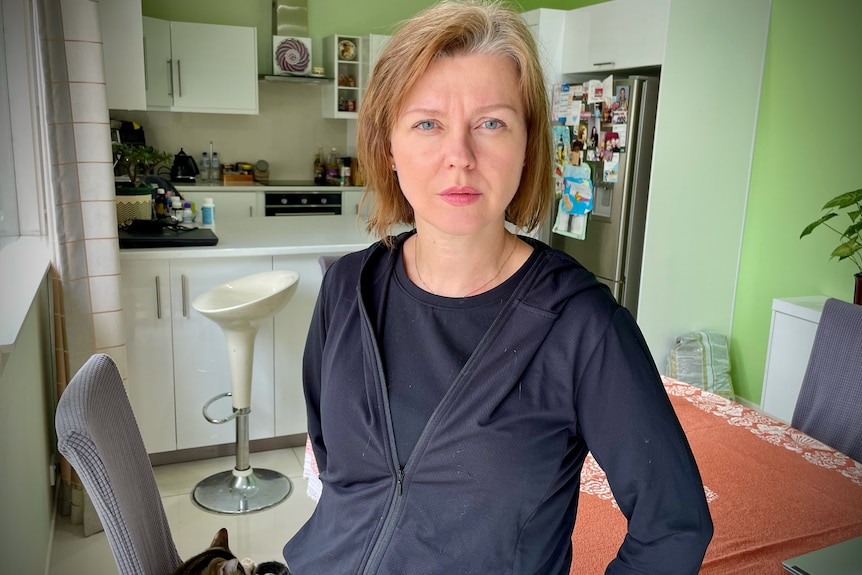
191, 270, 300, 514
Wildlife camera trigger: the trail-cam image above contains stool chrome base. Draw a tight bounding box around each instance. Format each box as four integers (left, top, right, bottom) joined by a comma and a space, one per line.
192, 467, 292, 515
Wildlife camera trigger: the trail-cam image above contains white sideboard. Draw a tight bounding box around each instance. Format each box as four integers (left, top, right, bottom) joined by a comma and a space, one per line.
760, 296, 828, 424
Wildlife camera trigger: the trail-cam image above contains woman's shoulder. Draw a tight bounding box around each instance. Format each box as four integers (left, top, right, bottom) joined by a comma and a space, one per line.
518, 237, 620, 317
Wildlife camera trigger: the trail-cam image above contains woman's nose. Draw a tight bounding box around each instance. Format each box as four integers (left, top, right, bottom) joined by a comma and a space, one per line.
444, 128, 476, 169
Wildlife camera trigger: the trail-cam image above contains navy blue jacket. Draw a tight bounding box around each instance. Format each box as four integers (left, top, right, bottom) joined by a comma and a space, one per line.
283, 233, 712, 574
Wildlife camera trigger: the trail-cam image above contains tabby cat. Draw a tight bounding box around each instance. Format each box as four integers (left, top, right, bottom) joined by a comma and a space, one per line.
170, 527, 291, 575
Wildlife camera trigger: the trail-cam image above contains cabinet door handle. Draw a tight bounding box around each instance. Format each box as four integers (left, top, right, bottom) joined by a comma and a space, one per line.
143, 37, 148, 90
155, 275, 162, 319
168, 59, 174, 97
249, 206, 253, 217
593, 61, 615, 67
182, 274, 189, 318
177, 59, 183, 98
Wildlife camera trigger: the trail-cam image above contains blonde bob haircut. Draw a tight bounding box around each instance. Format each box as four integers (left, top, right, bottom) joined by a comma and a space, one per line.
357, 0, 554, 243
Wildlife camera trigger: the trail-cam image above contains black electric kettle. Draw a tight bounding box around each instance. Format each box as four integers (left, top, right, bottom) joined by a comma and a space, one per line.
170, 148, 199, 183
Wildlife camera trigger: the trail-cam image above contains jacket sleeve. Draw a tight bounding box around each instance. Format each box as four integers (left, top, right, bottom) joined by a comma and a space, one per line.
302, 278, 328, 474
574, 307, 713, 574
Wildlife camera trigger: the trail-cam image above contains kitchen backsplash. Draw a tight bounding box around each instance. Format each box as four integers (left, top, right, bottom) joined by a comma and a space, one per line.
110, 82, 350, 182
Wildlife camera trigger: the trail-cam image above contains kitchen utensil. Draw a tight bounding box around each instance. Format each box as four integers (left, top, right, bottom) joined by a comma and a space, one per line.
170, 148, 199, 183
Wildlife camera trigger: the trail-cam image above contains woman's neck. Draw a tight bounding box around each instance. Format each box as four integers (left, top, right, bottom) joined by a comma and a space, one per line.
406, 228, 525, 297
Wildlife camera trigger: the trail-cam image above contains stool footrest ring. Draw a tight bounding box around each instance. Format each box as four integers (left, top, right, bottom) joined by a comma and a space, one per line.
202, 392, 250, 424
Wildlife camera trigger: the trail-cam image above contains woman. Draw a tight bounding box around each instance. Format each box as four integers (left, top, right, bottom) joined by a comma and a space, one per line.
283, 2, 712, 574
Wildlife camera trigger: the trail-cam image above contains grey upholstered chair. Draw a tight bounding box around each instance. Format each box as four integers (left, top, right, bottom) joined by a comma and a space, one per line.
791, 298, 862, 462
55, 353, 182, 575
318, 254, 341, 275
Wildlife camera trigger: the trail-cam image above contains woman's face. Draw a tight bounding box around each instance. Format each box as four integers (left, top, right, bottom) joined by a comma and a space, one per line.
389, 53, 527, 238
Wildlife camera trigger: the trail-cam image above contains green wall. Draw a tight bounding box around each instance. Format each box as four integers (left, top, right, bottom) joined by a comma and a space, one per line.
730, 0, 862, 402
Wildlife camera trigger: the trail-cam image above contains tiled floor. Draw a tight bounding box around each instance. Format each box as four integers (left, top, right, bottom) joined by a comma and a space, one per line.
48, 447, 317, 574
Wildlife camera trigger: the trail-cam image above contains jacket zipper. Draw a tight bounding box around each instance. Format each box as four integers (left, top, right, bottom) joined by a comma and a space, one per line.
358, 299, 407, 575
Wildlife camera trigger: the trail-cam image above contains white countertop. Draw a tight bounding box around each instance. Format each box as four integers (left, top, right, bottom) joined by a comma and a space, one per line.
174, 183, 365, 193
118, 215, 388, 260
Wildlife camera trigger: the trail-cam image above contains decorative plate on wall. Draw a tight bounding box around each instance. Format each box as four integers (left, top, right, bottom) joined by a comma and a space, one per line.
273, 36, 312, 76
338, 39, 357, 61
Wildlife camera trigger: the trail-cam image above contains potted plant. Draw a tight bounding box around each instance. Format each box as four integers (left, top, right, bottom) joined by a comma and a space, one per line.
113, 143, 173, 188
800, 187, 862, 304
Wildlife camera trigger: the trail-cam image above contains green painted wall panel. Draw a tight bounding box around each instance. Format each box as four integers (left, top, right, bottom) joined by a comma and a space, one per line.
729, 0, 862, 403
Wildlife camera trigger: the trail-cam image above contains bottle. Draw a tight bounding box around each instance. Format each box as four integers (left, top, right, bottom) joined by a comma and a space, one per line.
182, 201, 194, 226
170, 196, 182, 220
200, 197, 215, 229
314, 147, 325, 185
339, 157, 351, 186
326, 147, 340, 185
211, 152, 219, 182
200, 152, 210, 181
155, 188, 167, 217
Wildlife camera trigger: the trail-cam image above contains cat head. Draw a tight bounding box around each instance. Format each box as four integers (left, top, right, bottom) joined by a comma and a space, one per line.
172, 528, 250, 575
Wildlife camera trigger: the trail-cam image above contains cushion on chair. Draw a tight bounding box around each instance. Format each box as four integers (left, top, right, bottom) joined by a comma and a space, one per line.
55, 354, 182, 575
791, 298, 862, 462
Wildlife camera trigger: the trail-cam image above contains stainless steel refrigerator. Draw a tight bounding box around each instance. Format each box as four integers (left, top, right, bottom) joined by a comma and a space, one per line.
550, 75, 659, 320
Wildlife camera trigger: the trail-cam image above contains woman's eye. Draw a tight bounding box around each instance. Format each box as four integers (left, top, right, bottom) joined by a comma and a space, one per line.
415, 120, 436, 131
481, 119, 504, 130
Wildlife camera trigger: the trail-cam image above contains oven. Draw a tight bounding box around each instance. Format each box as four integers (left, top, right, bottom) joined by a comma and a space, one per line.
264, 191, 342, 216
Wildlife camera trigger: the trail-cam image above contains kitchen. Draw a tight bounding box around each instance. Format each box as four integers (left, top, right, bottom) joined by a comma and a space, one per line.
4, 0, 862, 572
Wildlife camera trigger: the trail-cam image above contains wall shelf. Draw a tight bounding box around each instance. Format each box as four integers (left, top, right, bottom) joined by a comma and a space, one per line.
260, 75, 333, 86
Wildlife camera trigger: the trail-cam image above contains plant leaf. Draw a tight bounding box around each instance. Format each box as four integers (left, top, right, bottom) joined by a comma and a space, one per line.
800, 212, 838, 238
831, 239, 862, 259
850, 209, 861, 222
822, 188, 862, 210
842, 220, 862, 238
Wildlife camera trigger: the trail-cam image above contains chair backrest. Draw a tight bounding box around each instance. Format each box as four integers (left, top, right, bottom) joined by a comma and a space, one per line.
791, 298, 862, 462
55, 354, 182, 575
318, 254, 341, 275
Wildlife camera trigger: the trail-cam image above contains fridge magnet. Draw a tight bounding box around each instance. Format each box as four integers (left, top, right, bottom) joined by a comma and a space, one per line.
554, 209, 588, 240
612, 109, 627, 125
615, 85, 629, 111
588, 120, 600, 149
554, 165, 592, 240
552, 84, 570, 123
576, 123, 588, 148
603, 153, 620, 183
553, 125, 572, 168
613, 124, 627, 152
602, 75, 614, 107
273, 36, 312, 76
567, 100, 582, 127
587, 79, 604, 104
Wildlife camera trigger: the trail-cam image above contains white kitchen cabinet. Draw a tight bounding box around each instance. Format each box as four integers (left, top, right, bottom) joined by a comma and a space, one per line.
134, 17, 258, 114
521, 9, 566, 90
99, 0, 147, 110
182, 191, 262, 219
562, 0, 669, 75
169, 21, 258, 114
272, 254, 328, 437
170, 257, 273, 449
120, 259, 176, 453
121, 256, 274, 453
142, 16, 173, 109
760, 296, 828, 424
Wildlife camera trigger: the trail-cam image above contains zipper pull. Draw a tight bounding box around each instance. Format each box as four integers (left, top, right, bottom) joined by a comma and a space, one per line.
396, 468, 404, 496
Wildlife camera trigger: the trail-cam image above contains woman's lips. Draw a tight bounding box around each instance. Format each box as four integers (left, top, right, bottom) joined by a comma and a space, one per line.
439, 186, 480, 206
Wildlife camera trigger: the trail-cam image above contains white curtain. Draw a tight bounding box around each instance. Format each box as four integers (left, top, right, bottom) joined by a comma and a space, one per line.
37, 0, 127, 535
